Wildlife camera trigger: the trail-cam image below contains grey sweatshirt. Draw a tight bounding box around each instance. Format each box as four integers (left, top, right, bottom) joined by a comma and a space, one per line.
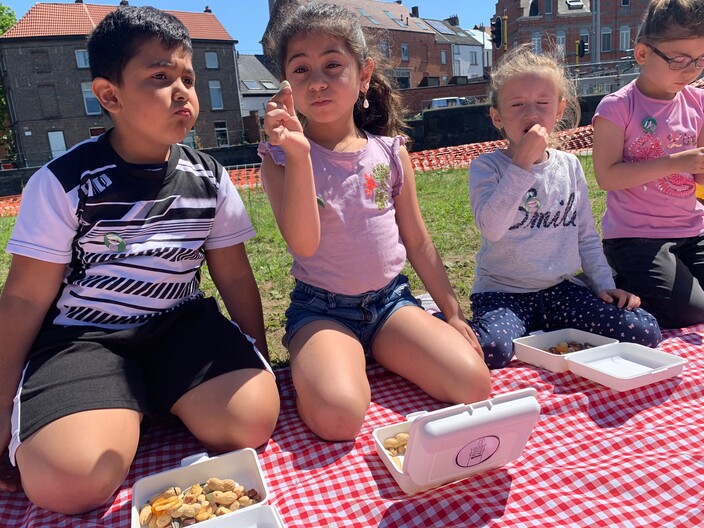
469, 148, 615, 295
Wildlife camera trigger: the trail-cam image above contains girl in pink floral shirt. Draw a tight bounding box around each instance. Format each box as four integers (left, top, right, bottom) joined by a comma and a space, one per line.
257, 2, 490, 441
593, 0, 704, 328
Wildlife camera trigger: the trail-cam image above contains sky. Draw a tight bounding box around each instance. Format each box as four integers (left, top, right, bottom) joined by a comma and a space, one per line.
5, 0, 499, 55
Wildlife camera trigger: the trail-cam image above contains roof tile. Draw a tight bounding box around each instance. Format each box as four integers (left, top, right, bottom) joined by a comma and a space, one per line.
2, 3, 233, 41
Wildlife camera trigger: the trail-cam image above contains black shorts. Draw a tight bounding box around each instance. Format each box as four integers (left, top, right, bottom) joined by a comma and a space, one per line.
10, 296, 271, 458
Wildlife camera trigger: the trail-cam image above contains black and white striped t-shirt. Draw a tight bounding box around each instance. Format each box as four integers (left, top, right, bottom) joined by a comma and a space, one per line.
7, 132, 255, 329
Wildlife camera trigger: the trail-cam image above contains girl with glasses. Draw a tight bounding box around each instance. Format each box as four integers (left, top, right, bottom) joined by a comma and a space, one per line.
592, 0, 704, 329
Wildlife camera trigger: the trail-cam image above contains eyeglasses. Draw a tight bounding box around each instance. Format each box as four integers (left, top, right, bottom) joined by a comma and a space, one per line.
645, 43, 704, 70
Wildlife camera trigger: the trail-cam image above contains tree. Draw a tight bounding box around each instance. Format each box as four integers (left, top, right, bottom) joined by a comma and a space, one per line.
0, 3, 17, 165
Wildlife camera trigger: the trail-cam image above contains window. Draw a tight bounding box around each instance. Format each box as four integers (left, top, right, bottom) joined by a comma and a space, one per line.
383, 10, 407, 27
401, 43, 409, 62
31, 50, 51, 72
470, 51, 478, 65
620, 26, 631, 50
601, 27, 612, 52
214, 121, 229, 146
183, 129, 196, 149
394, 68, 411, 89
89, 127, 106, 137
380, 40, 390, 58
75, 49, 89, 69
529, 0, 539, 16
356, 8, 379, 24
545, 0, 553, 15
441, 50, 447, 64
243, 80, 263, 90
261, 80, 278, 90
209, 80, 223, 110
204, 52, 219, 69
532, 32, 542, 54
556, 30, 566, 56
81, 82, 102, 115
38, 84, 59, 118
48, 131, 66, 159
621, 0, 630, 5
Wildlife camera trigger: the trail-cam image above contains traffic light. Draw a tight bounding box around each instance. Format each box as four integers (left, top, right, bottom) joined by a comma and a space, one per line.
491, 17, 503, 49
578, 39, 589, 57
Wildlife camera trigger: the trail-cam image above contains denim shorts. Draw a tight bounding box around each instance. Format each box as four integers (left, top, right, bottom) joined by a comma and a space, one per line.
283, 274, 422, 353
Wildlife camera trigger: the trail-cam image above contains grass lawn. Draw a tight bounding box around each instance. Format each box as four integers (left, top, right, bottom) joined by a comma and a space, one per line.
0, 154, 605, 368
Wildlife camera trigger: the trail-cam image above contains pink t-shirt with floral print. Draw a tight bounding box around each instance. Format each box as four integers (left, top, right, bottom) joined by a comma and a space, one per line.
593, 80, 704, 239
258, 133, 407, 295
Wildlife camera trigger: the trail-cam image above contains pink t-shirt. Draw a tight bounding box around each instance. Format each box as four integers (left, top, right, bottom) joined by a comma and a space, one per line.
593, 80, 704, 239
258, 133, 407, 295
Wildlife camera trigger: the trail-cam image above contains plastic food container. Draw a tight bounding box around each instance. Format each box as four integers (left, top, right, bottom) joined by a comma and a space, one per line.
130, 448, 286, 528
372, 388, 541, 495
564, 342, 687, 392
513, 328, 619, 373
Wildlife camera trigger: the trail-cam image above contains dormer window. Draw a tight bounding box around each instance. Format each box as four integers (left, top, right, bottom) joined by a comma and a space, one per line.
566, 0, 584, 9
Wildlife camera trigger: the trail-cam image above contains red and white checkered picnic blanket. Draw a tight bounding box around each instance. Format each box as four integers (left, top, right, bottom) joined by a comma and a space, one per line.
2, 324, 703, 527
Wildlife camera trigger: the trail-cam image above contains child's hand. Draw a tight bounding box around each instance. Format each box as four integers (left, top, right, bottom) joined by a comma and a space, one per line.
446, 316, 485, 359
598, 288, 641, 310
671, 147, 704, 176
511, 124, 550, 171
263, 80, 308, 153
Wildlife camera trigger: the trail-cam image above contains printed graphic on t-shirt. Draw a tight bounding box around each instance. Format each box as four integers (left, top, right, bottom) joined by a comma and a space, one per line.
510, 189, 578, 231
38, 138, 249, 329
364, 163, 391, 209
629, 133, 696, 197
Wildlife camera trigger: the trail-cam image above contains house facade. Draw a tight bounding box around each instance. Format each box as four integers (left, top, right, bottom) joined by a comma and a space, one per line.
0, 2, 244, 168
496, 0, 649, 65
267, 0, 487, 113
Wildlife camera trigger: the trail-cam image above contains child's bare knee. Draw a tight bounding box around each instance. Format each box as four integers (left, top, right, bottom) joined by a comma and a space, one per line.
22, 454, 128, 515
301, 401, 366, 441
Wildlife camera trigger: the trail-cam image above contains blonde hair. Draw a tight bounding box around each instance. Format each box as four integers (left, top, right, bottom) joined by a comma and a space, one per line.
262, 1, 407, 137
637, 0, 704, 43
489, 45, 580, 145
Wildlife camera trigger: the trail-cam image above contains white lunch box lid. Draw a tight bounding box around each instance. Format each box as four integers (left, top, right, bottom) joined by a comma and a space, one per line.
564, 342, 687, 392
401, 388, 540, 489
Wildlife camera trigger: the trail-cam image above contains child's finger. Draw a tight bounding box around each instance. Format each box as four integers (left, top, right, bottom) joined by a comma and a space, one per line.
280, 80, 298, 117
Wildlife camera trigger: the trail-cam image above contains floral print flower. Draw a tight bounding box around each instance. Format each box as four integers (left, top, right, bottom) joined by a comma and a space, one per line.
364, 164, 391, 209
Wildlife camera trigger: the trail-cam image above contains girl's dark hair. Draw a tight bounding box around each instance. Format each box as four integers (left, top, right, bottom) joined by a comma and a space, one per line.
88, 6, 192, 84
262, 1, 407, 137
637, 0, 704, 43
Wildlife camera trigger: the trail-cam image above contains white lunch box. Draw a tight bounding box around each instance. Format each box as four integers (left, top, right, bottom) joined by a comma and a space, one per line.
131, 448, 286, 528
372, 388, 541, 494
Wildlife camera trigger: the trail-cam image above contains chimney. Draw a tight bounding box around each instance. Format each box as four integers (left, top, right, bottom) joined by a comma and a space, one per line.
411, 6, 419, 17
119, 0, 128, 5
204, 5, 212, 12
446, 15, 459, 27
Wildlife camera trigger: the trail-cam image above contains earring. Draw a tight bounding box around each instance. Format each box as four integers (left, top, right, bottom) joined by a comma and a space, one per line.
363, 96, 369, 109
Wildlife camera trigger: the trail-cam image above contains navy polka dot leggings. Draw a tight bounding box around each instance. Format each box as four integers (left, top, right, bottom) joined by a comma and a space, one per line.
468, 280, 662, 370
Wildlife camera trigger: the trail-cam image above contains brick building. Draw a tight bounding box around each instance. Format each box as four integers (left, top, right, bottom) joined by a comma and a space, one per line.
0, 1, 244, 168
496, 0, 649, 67
267, 0, 486, 113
